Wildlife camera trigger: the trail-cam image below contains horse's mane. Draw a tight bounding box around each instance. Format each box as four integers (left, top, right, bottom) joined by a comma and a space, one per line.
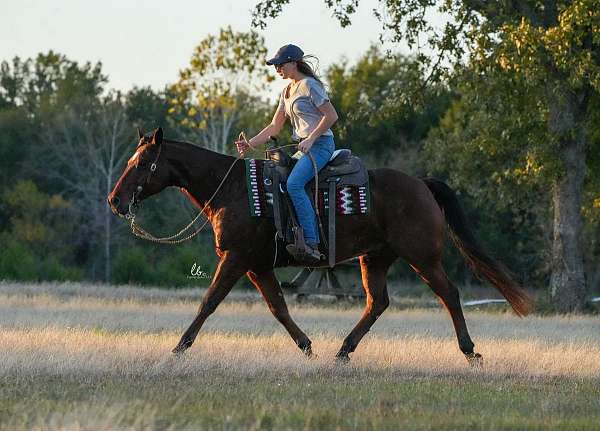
162, 138, 237, 165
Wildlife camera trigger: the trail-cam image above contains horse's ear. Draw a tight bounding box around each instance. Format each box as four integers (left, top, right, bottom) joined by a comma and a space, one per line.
136, 127, 145, 147
151, 127, 163, 145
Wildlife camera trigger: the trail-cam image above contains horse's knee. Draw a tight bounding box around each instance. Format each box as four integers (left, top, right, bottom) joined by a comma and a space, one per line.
201, 297, 220, 315
372, 294, 389, 317
269, 305, 289, 323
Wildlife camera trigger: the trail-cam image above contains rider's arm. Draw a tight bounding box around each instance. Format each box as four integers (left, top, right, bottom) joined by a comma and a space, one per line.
305, 101, 338, 141
248, 107, 287, 149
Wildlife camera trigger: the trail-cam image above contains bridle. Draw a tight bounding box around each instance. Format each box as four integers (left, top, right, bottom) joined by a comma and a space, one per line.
125, 141, 162, 221
121, 134, 322, 246
124, 137, 243, 244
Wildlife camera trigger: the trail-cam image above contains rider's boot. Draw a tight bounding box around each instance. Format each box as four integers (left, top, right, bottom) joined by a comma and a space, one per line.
286, 227, 325, 265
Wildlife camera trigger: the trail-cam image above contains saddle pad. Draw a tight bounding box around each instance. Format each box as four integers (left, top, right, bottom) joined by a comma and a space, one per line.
245, 159, 370, 217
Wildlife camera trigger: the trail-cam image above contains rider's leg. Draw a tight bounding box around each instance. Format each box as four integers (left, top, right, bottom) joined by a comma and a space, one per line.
286, 135, 334, 245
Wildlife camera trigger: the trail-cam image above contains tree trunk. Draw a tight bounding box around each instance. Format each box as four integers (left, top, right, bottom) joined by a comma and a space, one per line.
548, 91, 587, 312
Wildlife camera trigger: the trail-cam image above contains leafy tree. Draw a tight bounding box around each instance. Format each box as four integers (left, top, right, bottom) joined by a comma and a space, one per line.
253, 0, 600, 311
0, 180, 81, 280
326, 45, 451, 172
0, 52, 106, 116
0, 107, 33, 193
38, 95, 134, 282
169, 26, 275, 154
125, 86, 170, 132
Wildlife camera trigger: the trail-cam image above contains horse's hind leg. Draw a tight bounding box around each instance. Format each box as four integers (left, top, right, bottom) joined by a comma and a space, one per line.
336, 250, 396, 361
247, 270, 313, 357
411, 260, 482, 366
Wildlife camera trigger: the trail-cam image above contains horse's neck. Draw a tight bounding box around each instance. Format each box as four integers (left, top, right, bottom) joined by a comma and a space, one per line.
166, 140, 237, 213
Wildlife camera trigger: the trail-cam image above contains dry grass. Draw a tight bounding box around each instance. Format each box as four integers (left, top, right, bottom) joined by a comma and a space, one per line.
1, 281, 599, 430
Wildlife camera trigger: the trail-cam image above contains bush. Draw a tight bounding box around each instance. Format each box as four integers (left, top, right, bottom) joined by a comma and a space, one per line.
154, 243, 217, 288
111, 239, 220, 288
39, 256, 83, 281
0, 236, 37, 280
112, 246, 157, 285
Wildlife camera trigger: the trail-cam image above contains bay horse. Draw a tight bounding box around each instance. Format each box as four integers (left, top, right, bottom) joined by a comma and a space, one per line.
107, 127, 533, 364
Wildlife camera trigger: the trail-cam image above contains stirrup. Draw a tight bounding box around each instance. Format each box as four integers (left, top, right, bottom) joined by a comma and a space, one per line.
286, 242, 325, 263
287, 226, 325, 263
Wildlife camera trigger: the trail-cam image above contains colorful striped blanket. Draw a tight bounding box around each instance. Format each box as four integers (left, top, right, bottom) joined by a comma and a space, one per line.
244, 158, 370, 218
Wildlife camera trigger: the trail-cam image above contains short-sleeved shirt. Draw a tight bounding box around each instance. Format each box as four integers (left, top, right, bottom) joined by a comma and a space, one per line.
277, 77, 333, 141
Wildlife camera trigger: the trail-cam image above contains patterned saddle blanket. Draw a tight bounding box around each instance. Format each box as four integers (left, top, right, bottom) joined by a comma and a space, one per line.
244, 153, 370, 218
244, 148, 370, 267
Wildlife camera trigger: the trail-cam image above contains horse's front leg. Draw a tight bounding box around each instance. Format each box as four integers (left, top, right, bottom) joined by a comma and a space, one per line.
172, 251, 247, 354
246, 270, 314, 357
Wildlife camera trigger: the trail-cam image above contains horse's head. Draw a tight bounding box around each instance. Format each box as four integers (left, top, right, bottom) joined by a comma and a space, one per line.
107, 127, 171, 218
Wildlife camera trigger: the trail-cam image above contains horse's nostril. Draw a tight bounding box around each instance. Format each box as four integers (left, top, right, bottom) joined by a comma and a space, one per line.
111, 196, 120, 207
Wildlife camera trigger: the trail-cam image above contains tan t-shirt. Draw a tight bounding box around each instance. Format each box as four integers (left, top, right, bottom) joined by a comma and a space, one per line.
277, 77, 334, 141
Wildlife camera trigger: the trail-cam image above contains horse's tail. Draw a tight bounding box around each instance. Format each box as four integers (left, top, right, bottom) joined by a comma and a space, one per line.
422, 177, 534, 316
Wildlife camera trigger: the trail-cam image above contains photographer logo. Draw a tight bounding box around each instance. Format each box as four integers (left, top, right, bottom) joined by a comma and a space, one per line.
188, 262, 212, 279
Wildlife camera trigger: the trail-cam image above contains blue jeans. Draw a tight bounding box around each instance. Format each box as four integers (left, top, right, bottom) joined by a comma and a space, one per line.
286, 135, 335, 245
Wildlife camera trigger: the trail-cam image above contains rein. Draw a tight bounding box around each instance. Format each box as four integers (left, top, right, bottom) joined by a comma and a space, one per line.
126, 136, 304, 245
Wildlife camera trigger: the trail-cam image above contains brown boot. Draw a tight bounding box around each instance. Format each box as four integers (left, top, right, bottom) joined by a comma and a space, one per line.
286, 242, 325, 264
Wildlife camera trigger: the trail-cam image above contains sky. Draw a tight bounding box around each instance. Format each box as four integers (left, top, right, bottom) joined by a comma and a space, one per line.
2, 0, 415, 98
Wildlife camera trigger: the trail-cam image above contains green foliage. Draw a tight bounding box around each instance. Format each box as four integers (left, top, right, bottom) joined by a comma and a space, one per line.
0, 180, 81, 282
0, 51, 106, 114
125, 86, 170, 132
326, 45, 451, 170
251, 0, 599, 297
2, 180, 74, 258
0, 107, 34, 192
0, 234, 37, 280
112, 246, 156, 286
0, 233, 82, 282
169, 27, 274, 155
112, 240, 218, 288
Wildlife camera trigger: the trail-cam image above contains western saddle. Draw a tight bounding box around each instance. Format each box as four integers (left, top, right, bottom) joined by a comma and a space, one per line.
262, 140, 369, 267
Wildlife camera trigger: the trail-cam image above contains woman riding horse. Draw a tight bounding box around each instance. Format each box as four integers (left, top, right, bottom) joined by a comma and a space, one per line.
235, 44, 338, 264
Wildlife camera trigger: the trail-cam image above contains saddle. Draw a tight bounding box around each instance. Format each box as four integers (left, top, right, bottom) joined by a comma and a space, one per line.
261, 142, 369, 267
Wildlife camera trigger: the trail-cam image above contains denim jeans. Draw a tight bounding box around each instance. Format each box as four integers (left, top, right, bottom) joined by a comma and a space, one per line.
286, 135, 335, 245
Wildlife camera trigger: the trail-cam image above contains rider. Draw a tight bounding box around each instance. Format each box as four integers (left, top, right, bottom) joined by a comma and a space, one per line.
235, 44, 338, 263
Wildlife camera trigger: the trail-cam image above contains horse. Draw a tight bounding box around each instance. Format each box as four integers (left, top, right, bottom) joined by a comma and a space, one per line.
107, 127, 533, 364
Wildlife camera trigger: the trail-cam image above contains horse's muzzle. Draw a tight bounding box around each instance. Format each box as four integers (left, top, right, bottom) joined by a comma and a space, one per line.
107, 195, 123, 216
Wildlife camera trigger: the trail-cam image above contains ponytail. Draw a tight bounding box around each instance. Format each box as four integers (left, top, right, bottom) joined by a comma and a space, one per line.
296, 55, 323, 86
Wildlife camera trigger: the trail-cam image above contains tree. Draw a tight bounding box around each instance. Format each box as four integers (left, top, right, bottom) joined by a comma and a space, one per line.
39, 95, 131, 282
326, 45, 451, 172
0, 52, 106, 117
169, 26, 275, 155
125, 86, 170, 132
0, 180, 80, 280
252, 0, 600, 311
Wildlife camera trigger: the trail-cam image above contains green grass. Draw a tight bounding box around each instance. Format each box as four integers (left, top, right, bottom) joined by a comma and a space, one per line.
2, 374, 599, 430
1, 281, 599, 430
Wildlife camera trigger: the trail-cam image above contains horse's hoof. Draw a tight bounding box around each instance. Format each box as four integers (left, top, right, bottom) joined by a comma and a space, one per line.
172, 341, 191, 356
335, 353, 350, 364
172, 346, 186, 356
303, 346, 318, 359
465, 352, 483, 368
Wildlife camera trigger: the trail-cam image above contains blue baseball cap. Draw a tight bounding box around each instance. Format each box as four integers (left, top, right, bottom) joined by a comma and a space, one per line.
266, 44, 304, 66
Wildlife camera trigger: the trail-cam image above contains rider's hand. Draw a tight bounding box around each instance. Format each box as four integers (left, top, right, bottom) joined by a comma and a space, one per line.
298, 137, 315, 153
235, 139, 251, 156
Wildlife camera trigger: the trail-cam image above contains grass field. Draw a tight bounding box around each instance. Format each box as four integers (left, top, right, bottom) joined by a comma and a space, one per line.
1, 281, 599, 430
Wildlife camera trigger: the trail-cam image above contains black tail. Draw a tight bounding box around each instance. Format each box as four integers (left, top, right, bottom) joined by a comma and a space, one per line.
422, 177, 533, 316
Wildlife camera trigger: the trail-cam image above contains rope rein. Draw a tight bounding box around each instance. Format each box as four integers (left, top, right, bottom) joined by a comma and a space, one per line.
128, 135, 308, 245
